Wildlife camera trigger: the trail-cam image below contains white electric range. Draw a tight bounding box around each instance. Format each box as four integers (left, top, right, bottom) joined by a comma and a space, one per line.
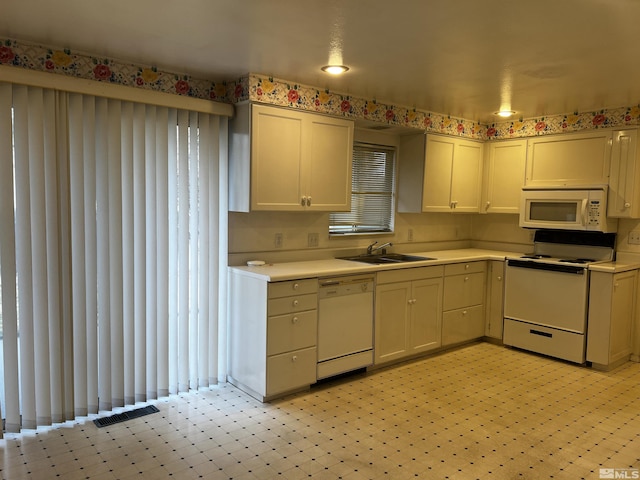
503, 229, 616, 364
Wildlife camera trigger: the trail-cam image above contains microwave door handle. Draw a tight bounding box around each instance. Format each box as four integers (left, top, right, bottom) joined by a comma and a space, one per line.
581, 199, 588, 226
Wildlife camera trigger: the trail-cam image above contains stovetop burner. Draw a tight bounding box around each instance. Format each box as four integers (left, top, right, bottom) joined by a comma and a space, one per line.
558, 258, 596, 264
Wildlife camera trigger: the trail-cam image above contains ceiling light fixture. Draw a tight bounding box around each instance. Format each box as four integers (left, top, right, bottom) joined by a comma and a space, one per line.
321, 65, 349, 75
496, 110, 516, 118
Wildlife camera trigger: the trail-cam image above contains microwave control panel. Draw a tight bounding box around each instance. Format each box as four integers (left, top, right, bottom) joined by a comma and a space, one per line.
587, 200, 603, 225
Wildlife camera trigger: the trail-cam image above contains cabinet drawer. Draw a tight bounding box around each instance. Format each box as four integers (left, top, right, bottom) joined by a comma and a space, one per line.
442, 305, 485, 346
444, 261, 486, 276
376, 265, 444, 285
268, 293, 317, 316
266, 346, 317, 396
443, 272, 485, 310
503, 319, 585, 364
269, 278, 318, 298
267, 310, 317, 356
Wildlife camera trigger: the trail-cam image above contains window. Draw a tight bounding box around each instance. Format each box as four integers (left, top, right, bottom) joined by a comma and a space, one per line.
329, 143, 396, 234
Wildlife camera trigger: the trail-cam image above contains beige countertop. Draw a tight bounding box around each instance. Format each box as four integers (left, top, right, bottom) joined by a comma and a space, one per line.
589, 252, 640, 273
229, 248, 520, 282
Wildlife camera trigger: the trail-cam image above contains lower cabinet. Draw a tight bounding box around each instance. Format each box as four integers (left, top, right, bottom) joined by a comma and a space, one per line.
229, 273, 318, 401
375, 266, 444, 364
442, 262, 486, 346
587, 270, 637, 369
485, 260, 505, 339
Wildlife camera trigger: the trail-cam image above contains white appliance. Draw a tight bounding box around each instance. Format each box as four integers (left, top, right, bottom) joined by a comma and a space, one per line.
519, 186, 617, 232
317, 274, 374, 379
503, 230, 616, 363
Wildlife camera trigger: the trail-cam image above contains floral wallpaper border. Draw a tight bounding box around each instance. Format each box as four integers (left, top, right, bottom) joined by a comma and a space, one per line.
0, 37, 245, 103
2, 37, 640, 140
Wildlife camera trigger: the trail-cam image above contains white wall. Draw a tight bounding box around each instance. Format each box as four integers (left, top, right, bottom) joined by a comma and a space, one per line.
471, 214, 533, 252
228, 210, 474, 265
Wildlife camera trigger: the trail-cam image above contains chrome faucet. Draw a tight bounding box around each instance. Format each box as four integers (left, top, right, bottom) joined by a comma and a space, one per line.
367, 241, 393, 255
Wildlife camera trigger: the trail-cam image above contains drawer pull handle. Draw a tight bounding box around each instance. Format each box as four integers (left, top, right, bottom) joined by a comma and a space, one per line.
530, 329, 552, 338
292, 355, 298, 362
465, 264, 470, 269
292, 300, 299, 307
292, 316, 299, 324
293, 283, 299, 290
463, 310, 467, 315
464, 277, 469, 281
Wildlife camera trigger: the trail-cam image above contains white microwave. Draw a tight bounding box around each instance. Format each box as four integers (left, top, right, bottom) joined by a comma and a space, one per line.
519, 187, 617, 232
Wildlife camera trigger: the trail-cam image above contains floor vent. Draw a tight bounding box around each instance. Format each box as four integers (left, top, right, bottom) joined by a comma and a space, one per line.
93, 405, 159, 428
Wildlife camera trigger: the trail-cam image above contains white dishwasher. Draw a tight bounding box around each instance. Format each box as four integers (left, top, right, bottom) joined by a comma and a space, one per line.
317, 274, 375, 380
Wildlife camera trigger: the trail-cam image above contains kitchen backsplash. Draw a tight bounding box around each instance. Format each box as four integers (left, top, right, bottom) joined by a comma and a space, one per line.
3, 37, 640, 140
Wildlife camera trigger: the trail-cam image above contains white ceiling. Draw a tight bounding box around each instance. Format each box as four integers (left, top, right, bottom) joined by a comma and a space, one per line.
2, 0, 640, 123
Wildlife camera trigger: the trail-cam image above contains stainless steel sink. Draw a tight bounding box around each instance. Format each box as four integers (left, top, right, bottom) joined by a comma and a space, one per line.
337, 253, 436, 264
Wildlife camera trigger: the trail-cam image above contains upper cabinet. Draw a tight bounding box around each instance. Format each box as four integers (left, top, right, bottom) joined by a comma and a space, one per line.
229, 103, 354, 212
525, 130, 612, 187
608, 129, 640, 218
481, 139, 527, 214
422, 134, 483, 212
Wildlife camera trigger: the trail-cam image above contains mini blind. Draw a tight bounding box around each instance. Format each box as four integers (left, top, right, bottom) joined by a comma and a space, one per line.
330, 143, 396, 234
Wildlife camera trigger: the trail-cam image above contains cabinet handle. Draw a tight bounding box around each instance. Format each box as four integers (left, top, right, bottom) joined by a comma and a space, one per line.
307, 196, 312, 207
292, 355, 298, 362
292, 300, 299, 307
292, 316, 299, 324
293, 283, 299, 290
497, 276, 502, 281
301, 196, 306, 206
465, 264, 470, 269
485, 201, 491, 209
625, 202, 631, 208
614, 283, 619, 289
463, 310, 468, 315
464, 276, 469, 281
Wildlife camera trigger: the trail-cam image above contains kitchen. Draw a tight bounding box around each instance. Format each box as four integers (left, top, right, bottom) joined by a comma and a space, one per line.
2, 1, 640, 478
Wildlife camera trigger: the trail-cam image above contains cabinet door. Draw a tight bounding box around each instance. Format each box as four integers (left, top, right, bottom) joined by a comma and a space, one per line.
422, 136, 454, 212
608, 129, 640, 218
450, 139, 483, 212
306, 116, 353, 211
443, 272, 485, 311
526, 131, 612, 187
482, 140, 527, 214
251, 105, 304, 210
609, 271, 636, 363
485, 260, 504, 339
374, 282, 411, 364
408, 278, 443, 354
442, 305, 485, 346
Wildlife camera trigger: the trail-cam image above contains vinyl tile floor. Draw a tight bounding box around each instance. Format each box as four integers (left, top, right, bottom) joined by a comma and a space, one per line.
1, 342, 640, 479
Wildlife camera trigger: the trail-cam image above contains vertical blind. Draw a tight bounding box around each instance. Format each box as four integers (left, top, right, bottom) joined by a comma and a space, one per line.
329, 143, 396, 234
0, 82, 228, 435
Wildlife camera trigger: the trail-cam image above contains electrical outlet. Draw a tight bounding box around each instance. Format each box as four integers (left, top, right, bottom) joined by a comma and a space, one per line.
408, 228, 414, 242
629, 231, 640, 245
274, 233, 283, 248
308, 232, 319, 248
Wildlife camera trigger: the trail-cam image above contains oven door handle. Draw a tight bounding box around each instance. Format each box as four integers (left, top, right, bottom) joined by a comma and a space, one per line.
506, 259, 585, 275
